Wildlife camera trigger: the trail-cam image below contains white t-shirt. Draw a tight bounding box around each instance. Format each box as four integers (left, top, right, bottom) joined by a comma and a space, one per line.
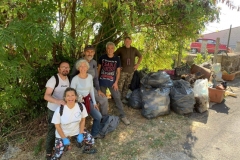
45, 74, 70, 111
51, 103, 88, 138
71, 74, 97, 105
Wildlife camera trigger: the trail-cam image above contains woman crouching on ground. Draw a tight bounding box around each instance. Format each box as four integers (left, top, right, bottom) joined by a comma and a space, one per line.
51, 87, 97, 160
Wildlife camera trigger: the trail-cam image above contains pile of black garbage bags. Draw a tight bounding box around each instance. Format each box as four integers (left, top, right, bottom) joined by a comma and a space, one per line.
127, 70, 196, 119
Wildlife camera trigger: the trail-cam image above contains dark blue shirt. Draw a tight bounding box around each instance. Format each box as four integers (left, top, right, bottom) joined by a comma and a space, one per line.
98, 54, 121, 87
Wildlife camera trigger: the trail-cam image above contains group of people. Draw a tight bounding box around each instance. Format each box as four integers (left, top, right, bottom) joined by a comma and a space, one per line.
44, 37, 142, 160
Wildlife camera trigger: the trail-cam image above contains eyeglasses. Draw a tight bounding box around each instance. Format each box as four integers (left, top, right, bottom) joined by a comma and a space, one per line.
60, 66, 70, 69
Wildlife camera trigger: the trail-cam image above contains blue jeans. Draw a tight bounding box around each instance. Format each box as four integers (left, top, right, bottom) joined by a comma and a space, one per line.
100, 86, 126, 118
89, 101, 102, 137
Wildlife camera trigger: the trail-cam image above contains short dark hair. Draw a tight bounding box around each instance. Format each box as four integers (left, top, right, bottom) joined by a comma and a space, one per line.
124, 36, 131, 40
58, 61, 69, 67
84, 45, 95, 51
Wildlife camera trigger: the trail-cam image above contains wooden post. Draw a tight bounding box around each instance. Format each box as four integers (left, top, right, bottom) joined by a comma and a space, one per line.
177, 41, 183, 67
227, 25, 232, 51
201, 40, 207, 53
236, 41, 240, 52
213, 38, 220, 64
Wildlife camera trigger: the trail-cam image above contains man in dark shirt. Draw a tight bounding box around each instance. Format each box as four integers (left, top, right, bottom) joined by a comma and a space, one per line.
114, 37, 143, 103
98, 42, 130, 125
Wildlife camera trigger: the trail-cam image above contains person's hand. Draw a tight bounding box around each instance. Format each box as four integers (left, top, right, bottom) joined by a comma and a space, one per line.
62, 138, 70, 146
55, 99, 66, 105
112, 82, 118, 91
77, 134, 84, 143
94, 104, 99, 111
134, 64, 139, 71
98, 90, 106, 97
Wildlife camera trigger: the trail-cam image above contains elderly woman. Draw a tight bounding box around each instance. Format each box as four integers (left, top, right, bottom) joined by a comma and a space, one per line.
71, 59, 104, 139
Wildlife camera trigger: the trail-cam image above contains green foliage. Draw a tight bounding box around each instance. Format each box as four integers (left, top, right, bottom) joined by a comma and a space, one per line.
193, 53, 212, 65
0, 54, 73, 136
0, 0, 221, 137
34, 138, 44, 156
128, 33, 183, 71
0, 1, 76, 136
0, 53, 43, 136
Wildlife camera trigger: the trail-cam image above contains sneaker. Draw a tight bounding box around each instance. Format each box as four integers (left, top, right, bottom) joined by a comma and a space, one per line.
93, 134, 105, 139
122, 99, 128, 104
121, 117, 130, 125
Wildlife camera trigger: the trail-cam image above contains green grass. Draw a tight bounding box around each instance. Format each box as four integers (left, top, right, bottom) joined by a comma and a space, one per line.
141, 125, 148, 132
122, 140, 138, 154
164, 132, 177, 141
150, 138, 164, 149
34, 138, 44, 156
148, 119, 157, 126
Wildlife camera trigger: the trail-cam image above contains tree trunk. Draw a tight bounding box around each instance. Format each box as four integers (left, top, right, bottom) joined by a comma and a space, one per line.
70, 0, 76, 58
177, 41, 183, 67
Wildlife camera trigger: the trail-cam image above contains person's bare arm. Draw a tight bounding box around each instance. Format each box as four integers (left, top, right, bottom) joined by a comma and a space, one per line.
79, 118, 85, 133
44, 87, 66, 105
134, 55, 143, 71
55, 124, 66, 138
97, 90, 106, 97
97, 64, 101, 78
115, 67, 121, 84
96, 64, 106, 97
112, 67, 121, 91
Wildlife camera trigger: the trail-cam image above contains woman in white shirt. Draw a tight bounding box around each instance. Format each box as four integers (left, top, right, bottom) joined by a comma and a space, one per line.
51, 87, 96, 160
71, 59, 104, 139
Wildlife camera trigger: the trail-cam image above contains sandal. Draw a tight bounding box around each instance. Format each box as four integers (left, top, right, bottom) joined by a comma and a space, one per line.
82, 147, 97, 154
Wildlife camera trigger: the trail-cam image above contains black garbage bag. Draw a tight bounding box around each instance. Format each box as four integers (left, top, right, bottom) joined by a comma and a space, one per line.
170, 79, 195, 115
141, 87, 170, 119
128, 88, 142, 109
129, 70, 141, 91
138, 68, 149, 80
140, 71, 173, 89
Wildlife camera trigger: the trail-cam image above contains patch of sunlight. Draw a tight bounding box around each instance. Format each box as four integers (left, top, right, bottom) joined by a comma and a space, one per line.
118, 131, 128, 143
191, 121, 210, 131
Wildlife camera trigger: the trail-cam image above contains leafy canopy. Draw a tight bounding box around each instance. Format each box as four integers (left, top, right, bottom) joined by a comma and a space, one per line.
0, 0, 220, 136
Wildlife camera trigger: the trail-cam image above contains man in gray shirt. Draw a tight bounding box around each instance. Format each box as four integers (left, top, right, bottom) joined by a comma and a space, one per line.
70, 45, 108, 116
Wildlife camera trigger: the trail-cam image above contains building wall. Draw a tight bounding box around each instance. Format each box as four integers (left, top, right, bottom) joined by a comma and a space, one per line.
203, 26, 240, 51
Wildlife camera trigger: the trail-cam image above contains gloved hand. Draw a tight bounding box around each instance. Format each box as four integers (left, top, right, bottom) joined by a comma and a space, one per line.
62, 137, 70, 146
77, 133, 84, 143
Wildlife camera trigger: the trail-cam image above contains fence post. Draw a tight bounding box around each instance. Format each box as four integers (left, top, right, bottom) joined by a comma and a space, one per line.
236, 41, 240, 52
200, 40, 207, 53
213, 38, 220, 64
